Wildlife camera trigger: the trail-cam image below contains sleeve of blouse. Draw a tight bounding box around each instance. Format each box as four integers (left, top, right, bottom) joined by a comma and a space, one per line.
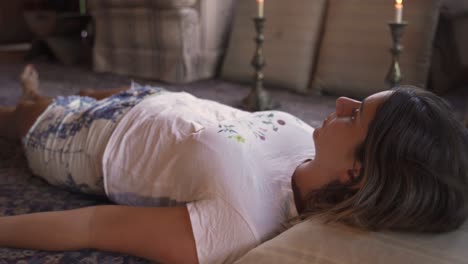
187, 199, 258, 264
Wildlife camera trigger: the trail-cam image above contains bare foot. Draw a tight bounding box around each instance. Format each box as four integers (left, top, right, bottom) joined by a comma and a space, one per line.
20, 64, 40, 101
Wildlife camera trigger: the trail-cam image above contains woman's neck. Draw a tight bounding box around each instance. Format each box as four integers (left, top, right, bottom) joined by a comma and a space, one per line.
291, 159, 336, 214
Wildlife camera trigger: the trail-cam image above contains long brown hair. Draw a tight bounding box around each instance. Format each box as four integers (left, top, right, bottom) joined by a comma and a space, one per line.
302, 87, 468, 233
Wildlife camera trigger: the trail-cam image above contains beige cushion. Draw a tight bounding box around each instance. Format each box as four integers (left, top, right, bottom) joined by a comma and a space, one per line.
196, 0, 237, 78
312, 0, 442, 98
221, 0, 327, 94
236, 219, 468, 264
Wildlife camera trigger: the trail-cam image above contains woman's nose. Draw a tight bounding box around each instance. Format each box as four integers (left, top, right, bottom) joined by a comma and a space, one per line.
336, 97, 361, 117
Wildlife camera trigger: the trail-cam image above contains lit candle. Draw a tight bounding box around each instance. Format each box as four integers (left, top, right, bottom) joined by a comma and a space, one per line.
395, 0, 403, 23
257, 0, 264, 18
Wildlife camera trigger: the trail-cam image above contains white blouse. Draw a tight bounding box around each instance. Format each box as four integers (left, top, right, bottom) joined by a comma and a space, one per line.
102, 90, 315, 263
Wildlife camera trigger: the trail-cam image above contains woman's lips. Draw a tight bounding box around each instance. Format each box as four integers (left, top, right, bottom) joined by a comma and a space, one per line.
315, 114, 331, 140
322, 117, 329, 127
322, 113, 333, 127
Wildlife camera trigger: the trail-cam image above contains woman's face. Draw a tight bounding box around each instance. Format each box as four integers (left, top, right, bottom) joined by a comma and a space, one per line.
313, 91, 392, 178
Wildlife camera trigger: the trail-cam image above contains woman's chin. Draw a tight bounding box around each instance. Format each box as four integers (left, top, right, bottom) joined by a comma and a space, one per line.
313, 128, 319, 141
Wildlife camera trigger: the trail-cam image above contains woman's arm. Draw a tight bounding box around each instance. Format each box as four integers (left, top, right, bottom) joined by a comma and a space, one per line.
0, 205, 198, 264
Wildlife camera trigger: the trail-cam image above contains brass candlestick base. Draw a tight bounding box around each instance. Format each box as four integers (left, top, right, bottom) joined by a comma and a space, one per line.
241, 17, 280, 112
386, 22, 408, 88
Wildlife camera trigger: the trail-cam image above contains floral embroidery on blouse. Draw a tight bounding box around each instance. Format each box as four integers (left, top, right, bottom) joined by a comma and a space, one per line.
217, 112, 286, 143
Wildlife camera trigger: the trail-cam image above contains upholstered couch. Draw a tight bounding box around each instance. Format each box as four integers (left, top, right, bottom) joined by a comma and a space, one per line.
89, 0, 236, 83
90, 0, 467, 99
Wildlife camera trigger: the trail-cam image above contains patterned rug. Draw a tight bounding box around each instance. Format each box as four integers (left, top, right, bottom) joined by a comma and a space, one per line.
0, 138, 152, 263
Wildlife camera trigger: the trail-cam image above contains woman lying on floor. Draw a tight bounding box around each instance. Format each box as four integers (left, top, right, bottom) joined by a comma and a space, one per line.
0, 65, 467, 264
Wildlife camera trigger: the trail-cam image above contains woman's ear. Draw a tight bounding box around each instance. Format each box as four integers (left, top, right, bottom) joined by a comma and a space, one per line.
339, 162, 362, 186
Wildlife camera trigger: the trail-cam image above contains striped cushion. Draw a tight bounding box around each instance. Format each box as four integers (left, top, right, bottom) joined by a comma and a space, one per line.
197, 0, 238, 78
92, 7, 202, 82
221, 0, 327, 94
89, 0, 236, 83
93, 8, 199, 51
311, 0, 442, 98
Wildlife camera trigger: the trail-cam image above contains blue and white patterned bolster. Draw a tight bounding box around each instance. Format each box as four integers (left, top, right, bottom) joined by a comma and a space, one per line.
22, 83, 165, 195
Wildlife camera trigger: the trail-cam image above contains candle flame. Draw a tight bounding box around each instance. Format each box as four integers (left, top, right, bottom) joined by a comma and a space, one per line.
257, 0, 264, 2
396, 0, 402, 5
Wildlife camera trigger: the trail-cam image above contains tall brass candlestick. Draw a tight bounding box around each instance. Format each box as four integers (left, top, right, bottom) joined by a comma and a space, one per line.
386, 21, 407, 88
241, 17, 279, 112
